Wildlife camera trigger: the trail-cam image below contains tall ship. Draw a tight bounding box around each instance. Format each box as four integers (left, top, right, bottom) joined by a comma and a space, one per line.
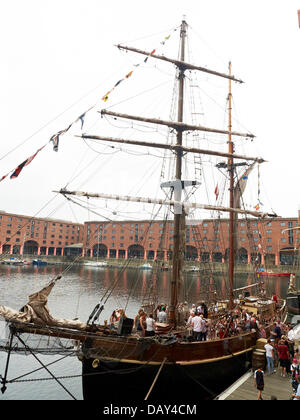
0, 20, 286, 401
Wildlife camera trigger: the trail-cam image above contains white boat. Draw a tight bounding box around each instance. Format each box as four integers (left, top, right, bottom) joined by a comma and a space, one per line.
83, 261, 108, 267
1, 257, 26, 266
139, 263, 152, 270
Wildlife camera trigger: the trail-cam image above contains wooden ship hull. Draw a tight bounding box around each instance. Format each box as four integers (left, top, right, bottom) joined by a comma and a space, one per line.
1, 290, 285, 401
80, 332, 256, 401
79, 298, 283, 401
7, 321, 261, 401
79, 303, 281, 401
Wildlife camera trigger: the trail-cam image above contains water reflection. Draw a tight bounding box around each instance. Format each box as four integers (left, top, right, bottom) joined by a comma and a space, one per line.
1, 265, 298, 321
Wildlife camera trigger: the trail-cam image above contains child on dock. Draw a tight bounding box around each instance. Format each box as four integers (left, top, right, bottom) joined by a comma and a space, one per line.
254, 368, 264, 400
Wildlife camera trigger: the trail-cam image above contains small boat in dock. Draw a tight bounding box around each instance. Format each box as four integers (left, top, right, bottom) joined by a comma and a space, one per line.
32, 259, 47, 266
139, 263, 152, 270
83, 261, 108, 267
256, 268, 295, 277
1, 257, 26, 265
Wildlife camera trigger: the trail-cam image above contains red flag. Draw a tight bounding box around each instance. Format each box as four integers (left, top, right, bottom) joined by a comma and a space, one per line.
214, 184, 219, 200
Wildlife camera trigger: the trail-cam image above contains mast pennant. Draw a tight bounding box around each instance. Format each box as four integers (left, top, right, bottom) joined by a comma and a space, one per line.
233, 162, 256, 208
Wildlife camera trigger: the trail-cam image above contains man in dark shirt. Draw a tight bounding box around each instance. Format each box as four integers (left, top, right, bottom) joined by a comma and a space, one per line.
270, 322, 282, 343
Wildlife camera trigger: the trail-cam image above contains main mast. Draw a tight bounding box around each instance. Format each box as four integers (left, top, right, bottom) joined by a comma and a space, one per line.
228, 61, 235, 310
168, 19, 187, 326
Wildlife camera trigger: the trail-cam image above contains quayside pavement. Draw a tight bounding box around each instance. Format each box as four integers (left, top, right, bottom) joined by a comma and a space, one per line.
216, 369, 292, 400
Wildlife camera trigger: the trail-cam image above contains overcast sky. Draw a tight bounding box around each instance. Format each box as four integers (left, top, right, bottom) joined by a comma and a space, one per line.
0, 0, 299, 224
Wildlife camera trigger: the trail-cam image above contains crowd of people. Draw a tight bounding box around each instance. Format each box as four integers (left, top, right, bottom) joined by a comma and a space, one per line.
107, 301, 298, 350
254, 320, 300, 400
108, 300, 271, 342
264, 320, 299, 378
184, 301, 268, 341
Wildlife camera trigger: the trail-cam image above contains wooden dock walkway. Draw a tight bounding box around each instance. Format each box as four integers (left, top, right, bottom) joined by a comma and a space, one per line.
216, 369, 293, 400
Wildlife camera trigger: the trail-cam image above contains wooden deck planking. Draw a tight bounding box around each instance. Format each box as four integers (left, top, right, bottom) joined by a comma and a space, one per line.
216, 369, 292, 400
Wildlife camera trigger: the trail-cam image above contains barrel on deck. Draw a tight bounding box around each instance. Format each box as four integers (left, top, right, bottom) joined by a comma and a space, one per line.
252, 349, 266, 371
255, 338, 267, 351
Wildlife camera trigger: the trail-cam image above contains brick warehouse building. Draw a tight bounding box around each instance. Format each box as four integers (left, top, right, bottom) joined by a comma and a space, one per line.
0, 211, 83, 257
0, 209, 299, 266
82, 216, 300, 266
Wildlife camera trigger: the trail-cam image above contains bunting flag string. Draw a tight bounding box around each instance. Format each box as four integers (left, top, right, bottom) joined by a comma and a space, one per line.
256, 223, 265, 257
0, 144, 47, 182
47, 28, 177, 150
101, 29, 176, 103
50, 124, 72, 152
253, 164, 263, 211
49, 104, 95, 152
0, 29, 178, 181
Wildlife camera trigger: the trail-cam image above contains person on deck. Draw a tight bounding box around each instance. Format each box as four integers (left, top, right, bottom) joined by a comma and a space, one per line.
270, 322, 282, 344
272, 294, 278, 309
199, 315, 207, 341
145, 313, 156, 337
186, 311, 195, 337
109, 310, 118, 329
157, 306, 167, 323
191, 312, 202, 341
250, 314, 260, 332
133, 309, 144, 335
139, 311, 147, 337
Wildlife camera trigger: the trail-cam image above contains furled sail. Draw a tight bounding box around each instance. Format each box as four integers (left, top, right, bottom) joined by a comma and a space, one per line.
0, 282, 86, 330
233, 162, 256, 209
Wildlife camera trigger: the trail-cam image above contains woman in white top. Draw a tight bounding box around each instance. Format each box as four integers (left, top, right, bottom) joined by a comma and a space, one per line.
264, 339, 276, 374
145, 313, 156, 337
